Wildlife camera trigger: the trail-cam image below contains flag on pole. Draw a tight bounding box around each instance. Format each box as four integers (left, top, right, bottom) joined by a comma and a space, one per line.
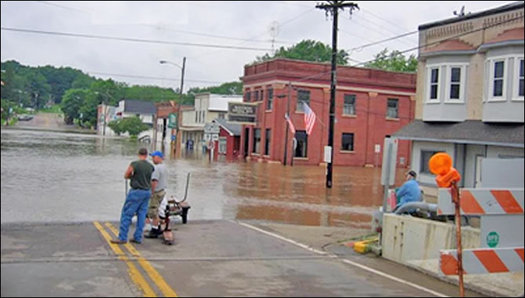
303, 102, 316, 135
284, 113, 296, 134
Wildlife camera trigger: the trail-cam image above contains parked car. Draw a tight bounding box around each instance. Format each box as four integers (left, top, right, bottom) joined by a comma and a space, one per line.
17, 114, 34, 121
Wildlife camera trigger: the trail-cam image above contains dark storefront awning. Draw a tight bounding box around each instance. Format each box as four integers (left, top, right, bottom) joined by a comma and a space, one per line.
393, 120, 524, 148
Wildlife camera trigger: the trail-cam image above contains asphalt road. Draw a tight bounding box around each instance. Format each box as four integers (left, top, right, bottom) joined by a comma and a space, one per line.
1, 220, 486, 297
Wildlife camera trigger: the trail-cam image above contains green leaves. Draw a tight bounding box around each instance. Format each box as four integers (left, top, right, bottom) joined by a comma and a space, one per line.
108, 116, 149, 137
255, 39, 349, 65
364, 48, 417, 72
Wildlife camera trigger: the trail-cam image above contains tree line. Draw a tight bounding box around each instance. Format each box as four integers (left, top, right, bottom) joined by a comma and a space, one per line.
1, 40, 416, 128
0, 60, 243, 128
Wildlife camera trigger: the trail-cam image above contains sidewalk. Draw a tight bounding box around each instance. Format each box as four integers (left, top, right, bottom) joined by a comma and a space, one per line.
250, 221, 524, 297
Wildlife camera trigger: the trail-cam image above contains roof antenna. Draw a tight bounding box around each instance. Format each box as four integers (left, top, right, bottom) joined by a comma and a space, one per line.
454, 5, 466, 17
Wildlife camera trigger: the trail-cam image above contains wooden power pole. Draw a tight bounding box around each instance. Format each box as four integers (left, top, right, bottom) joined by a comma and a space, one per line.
316, 1, 358, 188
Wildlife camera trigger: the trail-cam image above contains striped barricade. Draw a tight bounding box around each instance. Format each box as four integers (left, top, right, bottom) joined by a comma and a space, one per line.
440, 247, 524, 275
438, 188, 524, 275
437, 188, 524, 215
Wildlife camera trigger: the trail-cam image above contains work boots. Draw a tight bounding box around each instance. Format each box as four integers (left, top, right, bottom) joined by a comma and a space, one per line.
145, 226, 162, 238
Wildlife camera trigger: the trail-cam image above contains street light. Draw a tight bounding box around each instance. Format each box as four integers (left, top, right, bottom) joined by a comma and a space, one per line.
160, 57, 186, 156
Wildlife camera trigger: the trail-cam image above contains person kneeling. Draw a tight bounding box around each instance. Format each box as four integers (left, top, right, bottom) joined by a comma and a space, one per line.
157, 195, 175, 245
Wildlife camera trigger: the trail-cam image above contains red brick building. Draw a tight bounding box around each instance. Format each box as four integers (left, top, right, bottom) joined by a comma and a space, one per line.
240, 58, 417, 167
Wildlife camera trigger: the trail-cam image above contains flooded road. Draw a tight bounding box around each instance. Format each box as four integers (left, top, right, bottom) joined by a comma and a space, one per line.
1, 128, 406, 228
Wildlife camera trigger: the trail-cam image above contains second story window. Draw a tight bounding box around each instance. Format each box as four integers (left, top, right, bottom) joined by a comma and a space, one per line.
296, 90, 310, 112
387, 98, 398, 119
267, 88, 273, 110
493, 60, 505, 98
449, 67, 461, 100
429, 67, 439, 101
343, 94, 356, 115
516, 58, 524, 99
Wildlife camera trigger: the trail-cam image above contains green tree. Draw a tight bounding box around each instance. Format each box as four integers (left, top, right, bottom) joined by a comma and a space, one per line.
38, 66, 86, 104
254, 39, 349, 65
60, 89, 89, 124
78, 91, 99, 128
364, 48, 417, 72
119, 116, 150, 137
107, 119, 124, 136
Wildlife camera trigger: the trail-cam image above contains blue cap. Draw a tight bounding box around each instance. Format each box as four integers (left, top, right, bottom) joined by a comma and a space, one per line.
150, 151, 164, 159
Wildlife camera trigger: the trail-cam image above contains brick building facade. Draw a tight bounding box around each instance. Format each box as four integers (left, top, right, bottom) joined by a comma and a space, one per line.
240, 58, 417, 167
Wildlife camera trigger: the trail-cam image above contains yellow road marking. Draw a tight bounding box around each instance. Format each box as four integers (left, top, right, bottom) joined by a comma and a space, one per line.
105, 222, 178, 297
93, 221, 157, 297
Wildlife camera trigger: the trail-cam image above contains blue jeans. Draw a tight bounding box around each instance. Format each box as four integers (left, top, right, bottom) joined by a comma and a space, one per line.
118, 189, 151, 242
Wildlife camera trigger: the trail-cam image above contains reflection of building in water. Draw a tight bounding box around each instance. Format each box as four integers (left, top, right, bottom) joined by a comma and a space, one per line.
233, 163, 409, 228
240, 58, 416, 167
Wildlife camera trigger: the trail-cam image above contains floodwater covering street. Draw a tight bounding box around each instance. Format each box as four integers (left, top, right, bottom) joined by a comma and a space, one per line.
1, 128, 406, 228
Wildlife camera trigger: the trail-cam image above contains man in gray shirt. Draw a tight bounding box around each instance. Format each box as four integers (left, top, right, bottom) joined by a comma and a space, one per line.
145, 150, 168, 238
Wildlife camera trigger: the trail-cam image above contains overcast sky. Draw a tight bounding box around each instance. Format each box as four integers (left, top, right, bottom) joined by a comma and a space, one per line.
1, 1, 516, 92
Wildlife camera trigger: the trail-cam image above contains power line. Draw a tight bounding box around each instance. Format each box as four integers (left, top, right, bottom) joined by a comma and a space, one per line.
350, 14, 524, 67
86, 71, 226, 85
0, 27, 273, 51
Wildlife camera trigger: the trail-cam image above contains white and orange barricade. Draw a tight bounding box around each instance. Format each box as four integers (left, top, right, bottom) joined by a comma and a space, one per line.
438, 187, 524, 275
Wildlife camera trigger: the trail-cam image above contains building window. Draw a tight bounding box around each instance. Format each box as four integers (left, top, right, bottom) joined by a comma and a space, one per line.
255, 90, 260, 101
515, 58, 524, 100
296, 90, 310, 112
343, 94, 356, 115
294, 130, 307, 158
264, 129, 271, 156
267, 88, 273, 110
493, 60, 505, 97
252, 128, 261, 154
387, 98, 398, 119
341, 133, 354, 151
218, 112, 225, 119
420, 150, 443, 174
218, 137, 227, 154
245, 91, 251, 102
449, 67, 461, 100
429, 67, 439, 101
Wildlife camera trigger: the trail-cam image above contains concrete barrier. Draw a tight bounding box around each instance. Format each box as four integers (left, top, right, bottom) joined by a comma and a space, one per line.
381, 214, 480, 264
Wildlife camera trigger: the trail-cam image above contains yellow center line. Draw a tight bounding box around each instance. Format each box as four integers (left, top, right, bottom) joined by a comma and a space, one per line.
105, 222, 178, 297
93, 221, 157, 297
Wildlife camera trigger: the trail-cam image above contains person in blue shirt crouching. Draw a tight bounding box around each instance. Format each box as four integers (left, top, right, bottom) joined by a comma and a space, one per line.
393, 170, 422, 213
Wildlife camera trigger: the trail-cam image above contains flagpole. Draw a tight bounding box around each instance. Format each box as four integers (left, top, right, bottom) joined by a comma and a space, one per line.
283, 81, 292, 166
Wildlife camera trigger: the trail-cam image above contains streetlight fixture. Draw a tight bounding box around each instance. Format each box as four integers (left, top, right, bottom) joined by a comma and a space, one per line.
160, 57, 186, 156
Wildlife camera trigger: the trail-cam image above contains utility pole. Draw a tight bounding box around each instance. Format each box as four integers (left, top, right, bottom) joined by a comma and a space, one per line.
316, 1, 358, 188
176, 57, 186, 157
160, 57, 186, 157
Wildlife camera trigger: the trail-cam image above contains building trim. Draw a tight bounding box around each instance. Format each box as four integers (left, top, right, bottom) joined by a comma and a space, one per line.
243, 80, 416, 97
394, 136, 524, 148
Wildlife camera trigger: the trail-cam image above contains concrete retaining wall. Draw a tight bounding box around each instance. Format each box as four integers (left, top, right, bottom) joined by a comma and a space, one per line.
382, 214, 480, 263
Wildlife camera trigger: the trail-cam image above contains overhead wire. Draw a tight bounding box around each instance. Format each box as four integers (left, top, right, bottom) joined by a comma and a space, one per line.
0, 27, 274, 52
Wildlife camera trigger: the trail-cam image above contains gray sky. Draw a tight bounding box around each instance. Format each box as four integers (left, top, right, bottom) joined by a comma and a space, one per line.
0, 1, 515, 92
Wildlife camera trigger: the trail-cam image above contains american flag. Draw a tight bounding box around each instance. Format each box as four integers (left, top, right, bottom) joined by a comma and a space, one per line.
284, 113, 295, 134
303, 102, 316, 135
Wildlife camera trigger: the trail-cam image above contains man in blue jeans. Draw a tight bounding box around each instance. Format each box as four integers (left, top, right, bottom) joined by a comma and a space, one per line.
111, 148, 155, 244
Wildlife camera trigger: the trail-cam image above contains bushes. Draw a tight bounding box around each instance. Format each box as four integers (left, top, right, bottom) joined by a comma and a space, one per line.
108, 116, 149, 137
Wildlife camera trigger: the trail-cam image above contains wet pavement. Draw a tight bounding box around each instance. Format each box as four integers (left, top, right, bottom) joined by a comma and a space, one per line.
1, 220, 487, 297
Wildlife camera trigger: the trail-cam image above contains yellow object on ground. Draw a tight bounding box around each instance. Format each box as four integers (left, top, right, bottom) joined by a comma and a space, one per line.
353, 237, 379, 254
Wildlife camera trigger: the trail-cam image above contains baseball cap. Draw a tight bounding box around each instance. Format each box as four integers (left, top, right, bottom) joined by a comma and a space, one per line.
407, 170, 417, 178
150, 150, 164, 159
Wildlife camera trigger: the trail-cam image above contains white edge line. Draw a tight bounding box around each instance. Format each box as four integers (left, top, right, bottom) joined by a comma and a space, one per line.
236, 220, 448, 298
